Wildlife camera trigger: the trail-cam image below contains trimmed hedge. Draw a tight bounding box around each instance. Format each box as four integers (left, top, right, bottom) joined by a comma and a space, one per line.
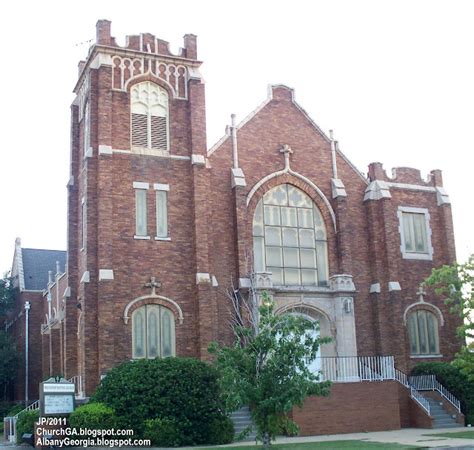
69, 402, 117, 431
411, 362, 474, 424
92, 357, 233, 445
16, 409, 39, 444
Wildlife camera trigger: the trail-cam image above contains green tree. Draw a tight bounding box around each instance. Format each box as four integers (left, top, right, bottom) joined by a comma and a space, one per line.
0, 273, 16, 323
0, 273, 18, 400
0, 331, 18, 400
426, 255, 474, 380
209, 291, 331, 448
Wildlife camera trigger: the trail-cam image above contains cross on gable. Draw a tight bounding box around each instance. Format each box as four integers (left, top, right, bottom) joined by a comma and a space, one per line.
144, 276, 162, 296
417, 283, 426, 303
279, 144, 293, 170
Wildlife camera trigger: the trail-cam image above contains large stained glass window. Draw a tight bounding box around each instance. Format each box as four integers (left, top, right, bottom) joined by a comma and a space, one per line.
253, 184, 328, 286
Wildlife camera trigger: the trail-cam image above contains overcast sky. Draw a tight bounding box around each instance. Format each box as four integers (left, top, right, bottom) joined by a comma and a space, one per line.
0, 0, 472, 274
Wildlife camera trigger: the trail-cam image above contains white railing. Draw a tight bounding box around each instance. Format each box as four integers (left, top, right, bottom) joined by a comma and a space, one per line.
5, 400, 40, 443
395, 368, 431, 415
410, 387, 431, 415
409, 375, 461, 413
68, 375, 85, 398
316, 356, 395, 382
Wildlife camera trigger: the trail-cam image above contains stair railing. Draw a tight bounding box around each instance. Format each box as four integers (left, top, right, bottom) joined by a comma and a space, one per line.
409, 375, 461, 413
5, 399, 40, 443
395, 368, 430, 416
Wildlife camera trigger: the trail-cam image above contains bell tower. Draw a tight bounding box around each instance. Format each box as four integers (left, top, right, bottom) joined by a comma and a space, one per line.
67, 20, 211, 395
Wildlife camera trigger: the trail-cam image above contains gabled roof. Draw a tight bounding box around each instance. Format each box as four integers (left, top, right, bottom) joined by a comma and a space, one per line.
207, 84, 367, 183
20, 248, 66, 291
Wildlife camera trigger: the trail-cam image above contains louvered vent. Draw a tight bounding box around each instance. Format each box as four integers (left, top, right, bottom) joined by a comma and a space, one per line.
132, 113, 148, 148
151, 116, 167, 150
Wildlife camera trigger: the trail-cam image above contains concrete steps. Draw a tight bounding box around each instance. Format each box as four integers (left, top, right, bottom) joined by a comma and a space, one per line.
230, 406, 257, 441
424, 396, 459, 428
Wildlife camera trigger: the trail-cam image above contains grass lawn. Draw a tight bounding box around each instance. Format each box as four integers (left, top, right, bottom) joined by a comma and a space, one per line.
424, 430, 474, 439
197, 440, 418, 449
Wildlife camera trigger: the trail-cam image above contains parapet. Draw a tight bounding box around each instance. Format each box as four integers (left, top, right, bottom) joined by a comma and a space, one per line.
368, 162, 443, 187
95, 19, 198, 59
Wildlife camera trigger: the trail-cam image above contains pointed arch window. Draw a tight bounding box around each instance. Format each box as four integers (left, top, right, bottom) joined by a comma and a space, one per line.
131, 82, 169, 152
407, 309, 439, 355
132, 304, 175, 359
253, 184, 329, 286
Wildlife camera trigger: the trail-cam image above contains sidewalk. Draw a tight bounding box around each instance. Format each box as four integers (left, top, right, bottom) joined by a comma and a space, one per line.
1, 426, 472, 449
189, 426, 473, 448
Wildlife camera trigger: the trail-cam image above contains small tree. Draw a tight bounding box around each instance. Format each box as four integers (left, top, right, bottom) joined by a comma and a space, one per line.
0, 273, 16, 324
426, 255, 474, 380
209, 291, 331, 448
0, 273, 18, 400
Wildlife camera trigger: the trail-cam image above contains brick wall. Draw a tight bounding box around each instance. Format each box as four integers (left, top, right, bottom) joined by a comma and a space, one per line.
292, 381, 401, 435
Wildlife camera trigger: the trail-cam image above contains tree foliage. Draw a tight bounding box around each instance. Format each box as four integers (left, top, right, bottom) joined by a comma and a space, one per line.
209, 291, 331, 448
0, 332, 18, 400
0, 273, 16, 323
426, 255, 474, 381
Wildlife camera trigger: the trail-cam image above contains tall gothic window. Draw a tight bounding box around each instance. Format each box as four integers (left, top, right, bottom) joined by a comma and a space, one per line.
253, 184, 328, 286
131, 82, 169, 152
132, 305, 175, 359
407, 309, 439, 355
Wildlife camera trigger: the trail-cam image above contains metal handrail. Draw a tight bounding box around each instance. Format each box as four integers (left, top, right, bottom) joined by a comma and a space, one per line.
409, 375, 461, 413
395, 368, 431, 415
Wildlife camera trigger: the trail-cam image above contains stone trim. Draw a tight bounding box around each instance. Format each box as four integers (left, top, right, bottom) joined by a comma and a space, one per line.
123, 294, 184, 325
403, 301, 445, 326
331, 178, 347, 199
80, 271, 90, 283
153, 183, 169, 191
99, 269, 114, 281
133, 181, 150, 190
98, 145, 113, 155
363, 180, 391, 201
196, 272, 211, 284
246, 169, 337, 232
369, 283, 381, 294
388, 281, 401, 292
191, 154, 206, 165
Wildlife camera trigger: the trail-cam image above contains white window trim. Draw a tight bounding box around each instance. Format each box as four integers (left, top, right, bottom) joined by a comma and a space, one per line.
134, 182, 149, 238
154, 183, 170, 240
81, 196, 87, 251
397, 206, 433, 260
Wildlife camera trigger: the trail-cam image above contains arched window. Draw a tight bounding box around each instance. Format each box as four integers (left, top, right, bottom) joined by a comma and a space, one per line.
407, 309, 439, 355
132, 304, 175, 359
131, 81, 169, 152
253, 184, 328, 286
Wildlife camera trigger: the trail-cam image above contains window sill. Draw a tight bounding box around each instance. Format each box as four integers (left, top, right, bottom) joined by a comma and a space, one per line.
401, 251, 433, 261
134, 235, 151, 240
155, 237, 171, 241
410, 354, 443, 359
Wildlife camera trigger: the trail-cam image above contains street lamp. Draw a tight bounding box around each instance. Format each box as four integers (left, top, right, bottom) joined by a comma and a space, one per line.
24, 301, 30, 407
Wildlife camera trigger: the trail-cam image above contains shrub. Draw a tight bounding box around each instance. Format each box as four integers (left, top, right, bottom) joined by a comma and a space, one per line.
92, 357, 229, 445
68, 402, 117, 431
205, 414, 234, 445
411, 362, 474, 424
143, 417, 181, 447
16, 410, 39, 444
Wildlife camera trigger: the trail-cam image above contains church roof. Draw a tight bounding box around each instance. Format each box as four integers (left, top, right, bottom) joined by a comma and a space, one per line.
21, 248, 67, 291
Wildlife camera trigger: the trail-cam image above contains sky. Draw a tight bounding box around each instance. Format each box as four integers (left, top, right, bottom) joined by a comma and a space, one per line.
0, 0, 472, 273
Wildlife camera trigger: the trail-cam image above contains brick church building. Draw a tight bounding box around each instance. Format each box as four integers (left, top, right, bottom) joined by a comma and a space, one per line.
8, 20, 463, 434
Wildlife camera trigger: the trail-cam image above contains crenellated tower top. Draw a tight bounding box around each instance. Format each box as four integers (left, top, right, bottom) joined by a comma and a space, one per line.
74, 20, 201, 103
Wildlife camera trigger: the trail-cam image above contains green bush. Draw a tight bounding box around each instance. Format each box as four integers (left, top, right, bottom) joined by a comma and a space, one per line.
92, 357, 229, 445
143, 417, 181, 447
411, 362, 474, 424
16, 410, 39, 444
206, 414, 234, 445
7, 403, 23, 417
69, 402, 117, 431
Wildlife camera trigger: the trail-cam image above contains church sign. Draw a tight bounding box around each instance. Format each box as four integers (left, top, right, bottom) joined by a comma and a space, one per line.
40, 378, 75, 416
